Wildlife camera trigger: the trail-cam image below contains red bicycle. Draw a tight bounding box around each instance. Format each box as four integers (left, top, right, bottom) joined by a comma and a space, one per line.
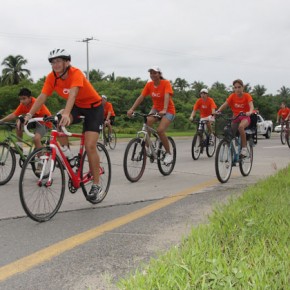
19, 115, 111, 222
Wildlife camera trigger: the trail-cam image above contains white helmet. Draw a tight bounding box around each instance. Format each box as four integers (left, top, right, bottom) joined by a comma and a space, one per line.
102, 95, 107, 100
48, 49, 71, 63
200, 88, 208, 94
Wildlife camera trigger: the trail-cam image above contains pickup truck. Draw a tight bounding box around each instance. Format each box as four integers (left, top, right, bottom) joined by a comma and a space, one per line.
256, 114, 273, 139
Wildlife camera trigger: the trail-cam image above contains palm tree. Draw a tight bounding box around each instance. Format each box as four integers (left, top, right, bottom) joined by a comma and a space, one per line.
277, 86, 290, 99
191, 81, 207, 98
252, 85, 267, 97
1, 55, 31, 85
173, 78, 189, 91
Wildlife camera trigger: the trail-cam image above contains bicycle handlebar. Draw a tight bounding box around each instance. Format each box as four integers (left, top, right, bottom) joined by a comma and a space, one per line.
132, 111, 162, 119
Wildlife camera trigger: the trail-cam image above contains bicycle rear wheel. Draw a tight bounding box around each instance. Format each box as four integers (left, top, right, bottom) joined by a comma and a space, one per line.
123, 137, 146, 182
206, 133, 216, 157
191, 134, 202, 160
157, 136, 176, 176
239, 140, 253, 176
0, 142, 16, 185
215, 139, 233, 183
19, 147, 65, 222
81, 142, 111, 204
280, 128, 286, 145
108, 128, 117, 150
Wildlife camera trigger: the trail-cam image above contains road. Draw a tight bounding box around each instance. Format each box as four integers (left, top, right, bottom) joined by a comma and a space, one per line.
0, 133, 289, 289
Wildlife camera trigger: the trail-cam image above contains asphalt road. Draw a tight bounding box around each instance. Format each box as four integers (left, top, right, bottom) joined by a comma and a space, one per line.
0, 133, 289, 290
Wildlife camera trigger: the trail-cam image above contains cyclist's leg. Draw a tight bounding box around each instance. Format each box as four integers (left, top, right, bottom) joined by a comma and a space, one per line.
156, 113, 175, 154
33, 123, 47, 149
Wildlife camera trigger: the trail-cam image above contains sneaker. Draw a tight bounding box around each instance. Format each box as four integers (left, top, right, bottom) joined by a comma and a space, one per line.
240, 147, 248, 158
163, 153, 173, 164
86, 184, 102, 201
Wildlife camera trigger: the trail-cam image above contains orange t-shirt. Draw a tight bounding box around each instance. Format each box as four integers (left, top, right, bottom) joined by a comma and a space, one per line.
278, 107, 290, 120
226, 93, 253, 116
104, 102, 116, 118
41, 66, 102, 109
141, 80, 175, 114
193, 97, 217, 118
13, 97, 52, 128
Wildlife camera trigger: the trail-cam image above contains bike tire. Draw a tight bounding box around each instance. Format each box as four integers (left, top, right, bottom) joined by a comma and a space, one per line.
19, 147, 65, 222
191, 134, 201, 160
157, 136, 176, 176
239, 140, 253, 176
108, 128, 117, 150
81, 142, 112, 204
215, 139, 233, 183
0, 143, 16, 185
123, 137, 146, 182
206, 133, 216, 158
280, 128, 286, 145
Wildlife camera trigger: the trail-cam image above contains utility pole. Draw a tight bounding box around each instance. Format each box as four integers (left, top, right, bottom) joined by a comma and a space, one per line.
77, 37, 97, 81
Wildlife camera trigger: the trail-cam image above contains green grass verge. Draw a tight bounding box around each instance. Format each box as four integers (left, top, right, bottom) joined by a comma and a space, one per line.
117, 167, 290, 289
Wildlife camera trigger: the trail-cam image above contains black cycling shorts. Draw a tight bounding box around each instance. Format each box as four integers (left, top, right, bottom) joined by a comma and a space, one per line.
71, 104, 104, 133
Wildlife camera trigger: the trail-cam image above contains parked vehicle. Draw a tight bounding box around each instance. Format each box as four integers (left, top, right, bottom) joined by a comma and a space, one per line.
274, 124, 282, 132
256, 114, 273, 139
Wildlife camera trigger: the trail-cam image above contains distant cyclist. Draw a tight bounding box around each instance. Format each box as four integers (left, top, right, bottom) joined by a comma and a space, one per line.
0, 88, 51, 151
276, 101, 290, 124
189, 88, 217, 134
216, 79, 254, 158
127, 66, 176, 164
102, 95, 115, 138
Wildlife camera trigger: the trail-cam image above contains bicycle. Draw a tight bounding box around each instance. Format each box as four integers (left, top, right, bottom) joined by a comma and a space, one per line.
191, 118, 216, 160
214, 113, 255, 183
99, 121, 117, 150
19, 115, 112, 222
279, 121, 289, 145
123, 112, 176, 182
0, 120, 49, 185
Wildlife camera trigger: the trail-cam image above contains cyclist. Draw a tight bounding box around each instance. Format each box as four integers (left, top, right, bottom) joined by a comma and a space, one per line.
127, 66, 175, 164
0, 88, 51, 151
276, 101, 290, 124
102, 95, 115, 138
216, 79, 254, 158
23, 49, 104, 201
189, 88, 217, 134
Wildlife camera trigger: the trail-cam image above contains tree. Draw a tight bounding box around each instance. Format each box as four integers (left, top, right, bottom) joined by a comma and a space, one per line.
191, 81, 207, 98
173, 78, 189, 91
88, 69, 105, 82
277, 86, 290, 99
1, 55, 31, 85
252, 85, 267, 97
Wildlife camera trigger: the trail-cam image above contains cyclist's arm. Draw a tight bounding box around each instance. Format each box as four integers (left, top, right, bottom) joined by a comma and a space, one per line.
189, 110, 196, 120
159, 92, 170, 115
0, 113, 17, 122
106, 111, 112, 121
217, 101, 228, 113
26, 93, 48, 120
60, 86, 79, 126
246, 101, 254, 116
127, 95, 145, 116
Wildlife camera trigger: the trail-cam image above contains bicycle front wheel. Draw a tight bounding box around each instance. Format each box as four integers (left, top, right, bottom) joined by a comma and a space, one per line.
123, 137, 146, 182
191, 134, 202, 160
280, 129, 286, 145
19, 147, 65, 222
157, 136, 176, 176
108, 128, 117, 150
206, 133, 216, 157
215, 139, 233, 183
239, 141, 253, 176
81, 142, 111, 204
0, 142, 16, 185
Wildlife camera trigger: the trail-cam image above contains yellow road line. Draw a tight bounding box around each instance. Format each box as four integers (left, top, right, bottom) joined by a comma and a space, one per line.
0, 178, 218, 282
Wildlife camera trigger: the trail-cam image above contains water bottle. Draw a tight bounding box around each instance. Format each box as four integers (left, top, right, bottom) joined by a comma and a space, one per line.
61, 145, 74, 160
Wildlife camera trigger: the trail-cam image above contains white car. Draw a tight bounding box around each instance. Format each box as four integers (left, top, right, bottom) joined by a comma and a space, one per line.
274, 124, 281, 132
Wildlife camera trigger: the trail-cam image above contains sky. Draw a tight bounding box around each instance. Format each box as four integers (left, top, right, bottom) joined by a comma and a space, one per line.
1, 0, 290, 95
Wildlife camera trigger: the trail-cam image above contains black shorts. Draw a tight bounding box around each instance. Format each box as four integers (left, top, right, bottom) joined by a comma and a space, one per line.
71, 104, 104, 133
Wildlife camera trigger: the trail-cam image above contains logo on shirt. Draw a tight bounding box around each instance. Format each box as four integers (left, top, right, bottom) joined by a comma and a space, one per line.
152, 92, 161, 98
234, 104, 245, 109
63, 88, 70, 95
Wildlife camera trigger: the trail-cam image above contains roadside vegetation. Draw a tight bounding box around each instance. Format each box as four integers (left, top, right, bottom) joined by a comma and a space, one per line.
117, 166, 290, 289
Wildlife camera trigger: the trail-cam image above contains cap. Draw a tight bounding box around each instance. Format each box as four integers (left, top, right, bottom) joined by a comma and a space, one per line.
102, 95, 107, 99
148, 66, 162, 74
200, 88, 208, 94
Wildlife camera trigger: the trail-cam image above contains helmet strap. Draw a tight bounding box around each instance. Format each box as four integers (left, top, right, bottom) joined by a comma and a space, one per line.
53, 65, 71, 87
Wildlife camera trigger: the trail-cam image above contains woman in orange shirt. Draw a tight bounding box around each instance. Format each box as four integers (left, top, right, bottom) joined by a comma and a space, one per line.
127, 66, 175, 164
216, 79, 254, 158
24, 49, 103, 201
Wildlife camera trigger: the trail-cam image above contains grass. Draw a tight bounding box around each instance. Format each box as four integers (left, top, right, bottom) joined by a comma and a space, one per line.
117, 166, 290, 289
